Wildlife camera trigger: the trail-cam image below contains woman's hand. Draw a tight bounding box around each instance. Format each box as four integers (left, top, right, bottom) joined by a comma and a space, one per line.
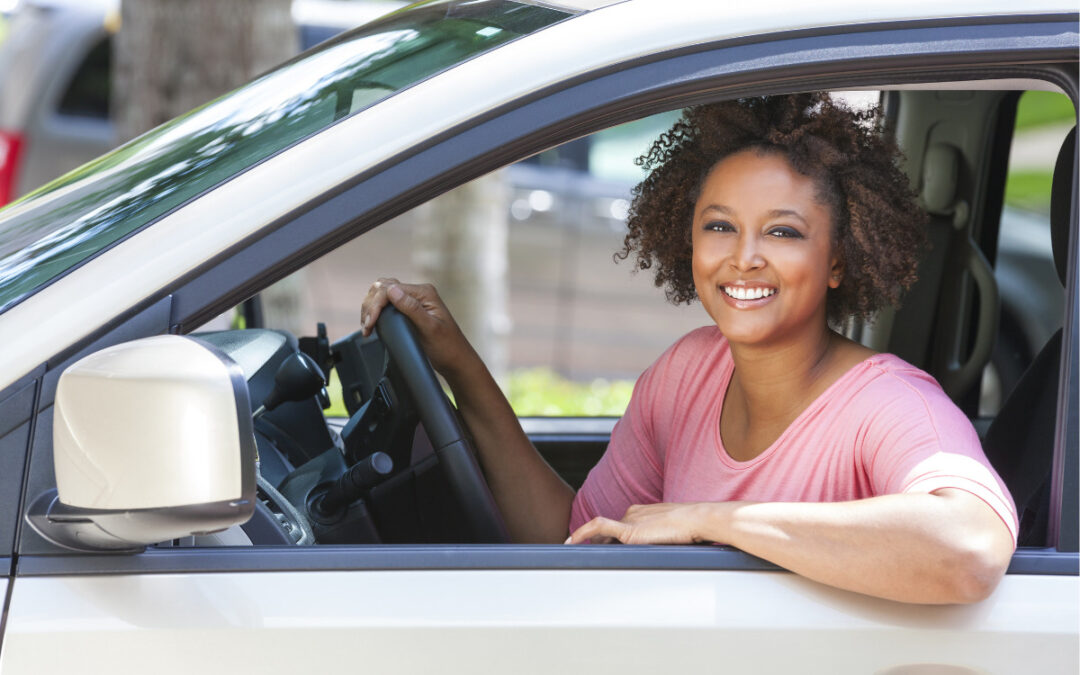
360, 278, 476, 378
566, 502, 728, 545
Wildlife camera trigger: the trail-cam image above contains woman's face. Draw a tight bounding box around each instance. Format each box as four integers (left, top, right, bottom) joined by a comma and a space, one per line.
691, 149, 841, 348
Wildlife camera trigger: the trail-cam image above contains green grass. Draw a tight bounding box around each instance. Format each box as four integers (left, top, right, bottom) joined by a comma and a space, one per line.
506, 368, 635, 417
1000, 91, 1073, 214
1004, 170, 1054, 214
325, 368, 350, 418
1015, 92, 1075, 132
324, 366, 635, 419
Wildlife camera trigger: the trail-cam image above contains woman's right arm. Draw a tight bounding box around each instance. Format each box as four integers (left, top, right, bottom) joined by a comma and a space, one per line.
360, 279, 575, 543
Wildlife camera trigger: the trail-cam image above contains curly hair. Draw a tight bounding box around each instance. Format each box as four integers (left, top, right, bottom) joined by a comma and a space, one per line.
616, 92, 927, 324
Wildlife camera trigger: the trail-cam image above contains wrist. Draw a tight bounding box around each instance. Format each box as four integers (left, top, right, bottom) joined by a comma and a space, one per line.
693, 501, 742, 545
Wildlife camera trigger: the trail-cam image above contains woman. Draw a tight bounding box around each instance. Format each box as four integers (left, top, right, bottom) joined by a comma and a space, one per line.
360, 93, 1017, 604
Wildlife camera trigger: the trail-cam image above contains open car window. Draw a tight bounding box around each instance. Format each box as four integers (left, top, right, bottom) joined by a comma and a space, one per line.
190, 84, 1076, 551
261, 92, 884, 418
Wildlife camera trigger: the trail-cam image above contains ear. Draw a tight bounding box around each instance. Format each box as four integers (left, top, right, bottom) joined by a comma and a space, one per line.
828, 254, 843, 289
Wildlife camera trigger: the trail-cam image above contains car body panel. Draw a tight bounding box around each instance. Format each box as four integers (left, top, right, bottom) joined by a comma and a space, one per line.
0, 569, 1076, 674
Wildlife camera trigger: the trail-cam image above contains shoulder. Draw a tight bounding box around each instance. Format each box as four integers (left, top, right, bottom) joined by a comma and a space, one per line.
656, 325, 729, 370
631, 325, 728, 408
846, 353, 976, 444
855, 353, 954, 406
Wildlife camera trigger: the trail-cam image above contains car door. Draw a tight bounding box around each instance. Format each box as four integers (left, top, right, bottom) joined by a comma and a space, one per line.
0, 5, 1076, 673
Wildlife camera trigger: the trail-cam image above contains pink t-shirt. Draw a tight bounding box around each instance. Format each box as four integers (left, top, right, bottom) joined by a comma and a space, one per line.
569, 326, 1019, 543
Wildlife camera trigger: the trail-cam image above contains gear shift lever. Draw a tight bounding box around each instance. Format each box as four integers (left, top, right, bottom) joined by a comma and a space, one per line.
253, 352, 327, 419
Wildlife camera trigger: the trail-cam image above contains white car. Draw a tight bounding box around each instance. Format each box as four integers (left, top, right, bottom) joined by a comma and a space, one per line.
0, 0, 1075, 672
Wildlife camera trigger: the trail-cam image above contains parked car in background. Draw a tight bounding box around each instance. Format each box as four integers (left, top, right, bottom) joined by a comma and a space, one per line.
0, 0, 1074, 672
0, 0, 403, 202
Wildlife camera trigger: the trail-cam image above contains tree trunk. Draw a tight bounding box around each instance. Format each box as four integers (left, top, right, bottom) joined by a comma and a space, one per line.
413, 172, 511, 385
114, 0, 300, 332
114, 0, 296, 142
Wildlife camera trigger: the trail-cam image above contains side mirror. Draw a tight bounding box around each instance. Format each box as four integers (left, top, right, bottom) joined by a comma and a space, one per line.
26, 335, 256, 552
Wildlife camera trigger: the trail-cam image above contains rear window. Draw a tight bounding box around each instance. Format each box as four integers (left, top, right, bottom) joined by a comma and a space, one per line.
57, 38, 111, 120
0, 0, 568, 313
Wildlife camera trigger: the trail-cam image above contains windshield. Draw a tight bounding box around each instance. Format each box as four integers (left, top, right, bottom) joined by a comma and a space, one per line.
0, 0, 568, 313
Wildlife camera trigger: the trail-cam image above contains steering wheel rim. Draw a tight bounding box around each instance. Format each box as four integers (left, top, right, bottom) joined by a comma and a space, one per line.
375, 306, 510, 543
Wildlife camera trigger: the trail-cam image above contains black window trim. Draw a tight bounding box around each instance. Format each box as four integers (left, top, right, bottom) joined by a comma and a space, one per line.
12, 544, 1077, 577
1051, 137, 1079, 552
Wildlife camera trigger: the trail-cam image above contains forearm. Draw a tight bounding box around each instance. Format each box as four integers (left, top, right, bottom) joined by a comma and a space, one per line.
703, 489, 1014, 604
444, 352, 575, 544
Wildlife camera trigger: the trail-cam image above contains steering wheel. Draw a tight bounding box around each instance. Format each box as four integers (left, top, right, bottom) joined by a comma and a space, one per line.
374, 306, 509, 543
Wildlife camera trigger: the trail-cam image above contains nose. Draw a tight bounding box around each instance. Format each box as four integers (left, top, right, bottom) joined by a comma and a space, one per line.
730, 231, 765, 271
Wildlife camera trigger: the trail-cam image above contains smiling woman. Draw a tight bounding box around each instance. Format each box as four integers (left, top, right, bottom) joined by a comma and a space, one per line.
362, 93, 1019, 604
564, 95, 1018, 603
690, 151, 840, 348
620, 93, 926, 324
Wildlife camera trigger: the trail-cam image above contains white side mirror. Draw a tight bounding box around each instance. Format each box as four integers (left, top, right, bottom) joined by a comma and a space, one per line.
27, 335, 256, 552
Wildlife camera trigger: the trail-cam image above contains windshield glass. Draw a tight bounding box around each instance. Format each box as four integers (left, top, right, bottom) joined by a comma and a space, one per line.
0, 0, 568, 313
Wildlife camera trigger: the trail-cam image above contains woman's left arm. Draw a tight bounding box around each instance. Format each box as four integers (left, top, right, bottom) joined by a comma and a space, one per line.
566, 488, 1015, 604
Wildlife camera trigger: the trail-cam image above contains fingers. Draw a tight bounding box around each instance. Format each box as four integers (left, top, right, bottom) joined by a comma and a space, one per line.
385, 283, 432, 328
361, 278, 440, 336
358, 279, 468, 376
360, 277, 398, 336
565, 517, 628, 545
564, 504, 707, 545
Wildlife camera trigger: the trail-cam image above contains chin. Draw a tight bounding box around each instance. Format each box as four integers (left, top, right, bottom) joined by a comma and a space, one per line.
711, 320, 776, 346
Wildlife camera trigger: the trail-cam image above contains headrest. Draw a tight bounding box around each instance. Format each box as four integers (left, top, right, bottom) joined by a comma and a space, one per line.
922, 143, 959, 216
1050, 126, 1075, 286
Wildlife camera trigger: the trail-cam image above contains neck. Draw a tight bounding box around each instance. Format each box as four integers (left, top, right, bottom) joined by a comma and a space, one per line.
726, 325, 838, 427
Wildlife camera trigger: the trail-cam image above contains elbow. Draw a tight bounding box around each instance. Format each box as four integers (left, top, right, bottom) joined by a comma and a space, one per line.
939, 536, 1012, 604
948, 565, 1002, 604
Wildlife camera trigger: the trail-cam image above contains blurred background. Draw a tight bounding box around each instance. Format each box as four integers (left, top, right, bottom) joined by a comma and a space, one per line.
0, 0, 1072, 416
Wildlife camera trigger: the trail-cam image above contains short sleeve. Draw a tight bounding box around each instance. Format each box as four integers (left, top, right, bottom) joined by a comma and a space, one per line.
861, 366, 1019, 544
569, 360, 666, 532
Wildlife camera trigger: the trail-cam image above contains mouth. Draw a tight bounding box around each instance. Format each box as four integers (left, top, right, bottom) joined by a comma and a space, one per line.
720, 285, 777, 302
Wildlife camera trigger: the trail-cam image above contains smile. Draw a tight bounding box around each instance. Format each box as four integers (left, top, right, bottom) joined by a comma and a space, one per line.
722, 286, 777, 301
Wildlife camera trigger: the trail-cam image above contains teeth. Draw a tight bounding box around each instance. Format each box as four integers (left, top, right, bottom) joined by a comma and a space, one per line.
723, 286, 775, 300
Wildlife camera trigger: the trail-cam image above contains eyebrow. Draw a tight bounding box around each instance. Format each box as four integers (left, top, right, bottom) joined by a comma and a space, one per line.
699, 204, 734, 217
698, 204, 809, 225
767, 209, 808, 225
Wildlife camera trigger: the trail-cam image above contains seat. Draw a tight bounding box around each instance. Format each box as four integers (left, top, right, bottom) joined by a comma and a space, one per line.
981, 126, 1074, 546
888, 142, 1000, 407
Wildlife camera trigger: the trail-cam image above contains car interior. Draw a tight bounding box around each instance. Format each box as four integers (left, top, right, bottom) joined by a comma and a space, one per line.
175, 84, 1074, 553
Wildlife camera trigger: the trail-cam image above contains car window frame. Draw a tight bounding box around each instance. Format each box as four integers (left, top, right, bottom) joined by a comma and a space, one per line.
8, 15, 1079, 576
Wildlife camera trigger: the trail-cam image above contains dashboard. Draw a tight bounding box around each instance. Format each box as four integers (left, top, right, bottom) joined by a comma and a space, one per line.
195, 321, 507, 547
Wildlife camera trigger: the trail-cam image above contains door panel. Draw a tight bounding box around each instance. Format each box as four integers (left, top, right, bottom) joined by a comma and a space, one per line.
525, 417, 612, 489
1, 570, 1075, 674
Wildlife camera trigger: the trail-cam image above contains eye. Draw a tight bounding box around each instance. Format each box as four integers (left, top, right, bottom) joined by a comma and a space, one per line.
767, 225, 803, 239
704, 220, 736, 232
